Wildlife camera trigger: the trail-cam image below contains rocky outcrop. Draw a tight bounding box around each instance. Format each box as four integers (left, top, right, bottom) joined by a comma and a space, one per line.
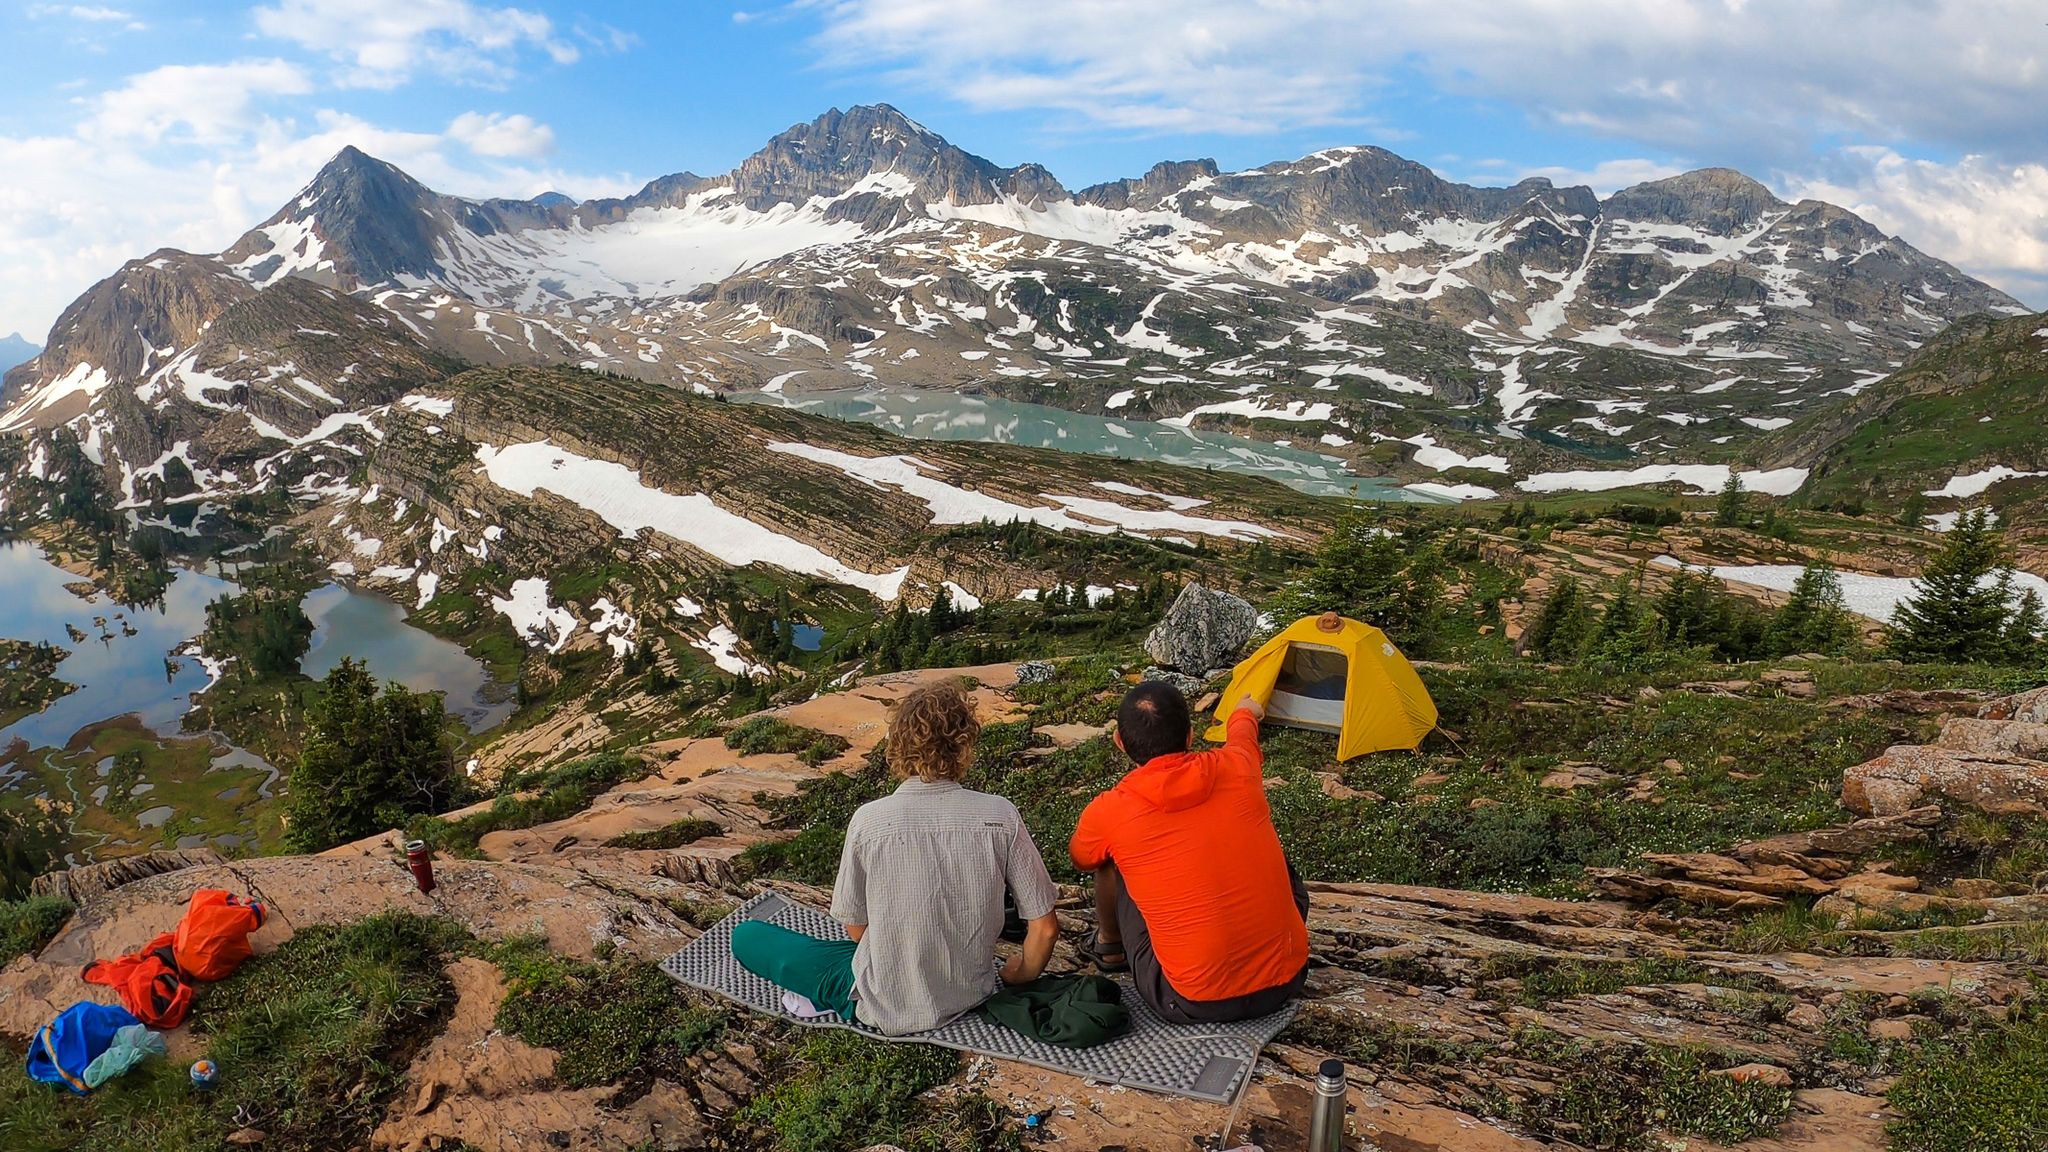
1587, 806, 1945, 910
30, 848, 227, 905
1842, 746, 2048, 817
1143, 582, 1257, 674
1835, 689, 2048, 817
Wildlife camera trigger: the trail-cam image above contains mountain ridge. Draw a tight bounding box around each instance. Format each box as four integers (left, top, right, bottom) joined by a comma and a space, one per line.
1, 102, 2036, 517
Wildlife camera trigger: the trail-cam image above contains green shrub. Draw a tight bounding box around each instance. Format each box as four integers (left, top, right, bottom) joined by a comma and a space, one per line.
736, 1032, 976, 1152
605, 818, 723, 850
493, 948, 725, 1094
725, 716, 851, 765
1888, 1008, 2048, 1151
0, 896, 73, 965
411, 751, 646, 857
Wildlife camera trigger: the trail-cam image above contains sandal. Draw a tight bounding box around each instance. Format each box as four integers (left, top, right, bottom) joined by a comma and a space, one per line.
1075, 928, 1129, 973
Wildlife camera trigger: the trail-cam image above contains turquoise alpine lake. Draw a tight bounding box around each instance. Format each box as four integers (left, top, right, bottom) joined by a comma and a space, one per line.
737, 388, 1434, 502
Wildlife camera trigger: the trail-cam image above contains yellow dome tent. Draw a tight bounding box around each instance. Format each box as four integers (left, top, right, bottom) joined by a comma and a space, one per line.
1204, 613, 1438, 760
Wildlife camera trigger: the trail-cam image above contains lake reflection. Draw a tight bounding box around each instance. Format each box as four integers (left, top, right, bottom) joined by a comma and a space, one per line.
0, 541, 232, 749
302, 584, 512, 732
0, 542, 509, 753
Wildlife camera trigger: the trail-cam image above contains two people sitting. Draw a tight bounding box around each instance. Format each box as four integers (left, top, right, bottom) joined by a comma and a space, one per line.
732, 675, 1309, 1035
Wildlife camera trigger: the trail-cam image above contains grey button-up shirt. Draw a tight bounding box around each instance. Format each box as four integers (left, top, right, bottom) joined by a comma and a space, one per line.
830, 778, 1060, 1035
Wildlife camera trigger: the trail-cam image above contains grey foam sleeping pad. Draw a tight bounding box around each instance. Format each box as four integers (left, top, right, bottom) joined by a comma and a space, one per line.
1144, 583, 1257, 674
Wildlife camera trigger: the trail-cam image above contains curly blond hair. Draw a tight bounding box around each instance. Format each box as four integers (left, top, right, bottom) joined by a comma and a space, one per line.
886, 680, 981, 782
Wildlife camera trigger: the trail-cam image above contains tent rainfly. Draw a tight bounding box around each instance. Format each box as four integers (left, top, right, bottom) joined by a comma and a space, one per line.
1205, 613, 1438, 760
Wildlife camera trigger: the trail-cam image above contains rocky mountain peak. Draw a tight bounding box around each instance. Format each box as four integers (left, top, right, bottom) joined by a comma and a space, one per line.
1077, 160, 1222, 211
731, 103, 1012, 211
1603, 167, 1789, 235
221, 145, 447, 291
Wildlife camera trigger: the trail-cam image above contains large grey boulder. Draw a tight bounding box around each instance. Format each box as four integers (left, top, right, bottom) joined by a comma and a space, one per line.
1144, 583, 1257, 674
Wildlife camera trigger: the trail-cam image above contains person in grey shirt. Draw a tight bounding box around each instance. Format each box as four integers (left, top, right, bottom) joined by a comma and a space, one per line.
732, 679, 1062, 1035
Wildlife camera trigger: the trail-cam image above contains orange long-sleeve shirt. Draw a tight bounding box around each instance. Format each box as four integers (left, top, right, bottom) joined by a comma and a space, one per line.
1069, 709, 1308, 1001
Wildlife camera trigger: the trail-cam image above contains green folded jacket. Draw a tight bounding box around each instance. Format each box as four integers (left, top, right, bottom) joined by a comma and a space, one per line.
976, 974, 1131, 1048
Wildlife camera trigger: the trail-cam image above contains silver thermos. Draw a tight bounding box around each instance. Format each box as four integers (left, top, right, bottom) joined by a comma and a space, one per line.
1308, 1058, 1347, 1152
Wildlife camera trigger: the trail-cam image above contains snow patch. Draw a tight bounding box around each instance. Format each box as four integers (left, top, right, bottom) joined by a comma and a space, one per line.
491, 576, 578, 652
1519, 465, 1808, 496
1924, 466, 2048, 500
474, 440, 911, 599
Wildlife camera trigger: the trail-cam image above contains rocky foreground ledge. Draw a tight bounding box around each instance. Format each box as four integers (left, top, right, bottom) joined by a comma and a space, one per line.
9, 672, 2048, 1151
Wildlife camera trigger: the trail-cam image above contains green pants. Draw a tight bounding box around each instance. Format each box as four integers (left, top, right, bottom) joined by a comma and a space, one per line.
731, 921, 859, 1023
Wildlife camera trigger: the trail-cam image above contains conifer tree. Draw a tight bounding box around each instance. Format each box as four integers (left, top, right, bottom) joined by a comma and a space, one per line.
1715, 472, 1747, 528
1584, 581, 1656, 669
2004, 588, 2045, 664
1524, 574, 1593, 660
1888, 509, 2017, 663
283, 659, 455, 852
1767, 561, 1860, 656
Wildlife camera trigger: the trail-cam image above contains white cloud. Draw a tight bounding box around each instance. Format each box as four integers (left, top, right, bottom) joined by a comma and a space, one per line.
447, 110, 556, 157
83, 60, 313, 145
806, 1, 2048, 163
0, 95, 631, 342
253, 0, 578, 88
803, 1, 2048, 303
28, 4, 134, 19
1512, 158, 1688, 196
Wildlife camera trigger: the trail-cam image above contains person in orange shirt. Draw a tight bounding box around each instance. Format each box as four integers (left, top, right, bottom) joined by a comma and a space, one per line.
1068, 681, 1310, 1024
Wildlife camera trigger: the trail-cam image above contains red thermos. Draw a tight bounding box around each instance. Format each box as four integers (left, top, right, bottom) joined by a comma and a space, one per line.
405, 839, 436, 894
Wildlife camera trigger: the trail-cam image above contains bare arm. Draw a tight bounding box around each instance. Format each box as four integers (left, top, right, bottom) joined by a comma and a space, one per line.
845, 924, 866, 943
1000, 912, 1060, 985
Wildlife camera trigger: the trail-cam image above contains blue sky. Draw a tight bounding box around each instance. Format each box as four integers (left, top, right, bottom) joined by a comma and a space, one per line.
3, 0, 2045, 339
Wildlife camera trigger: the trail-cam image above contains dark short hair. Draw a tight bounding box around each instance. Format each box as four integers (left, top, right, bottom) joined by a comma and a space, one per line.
1117, 681, 1192, 766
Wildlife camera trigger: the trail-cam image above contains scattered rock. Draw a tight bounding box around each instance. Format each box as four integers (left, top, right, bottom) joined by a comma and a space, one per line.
1143, 583, 1256, 674
30, 848, 226, 904
1832, 688, 1994, 714
1868, 1018, 1915, 1042
1785, 1003, 1825, 1030
1980, 685, 2048, 724
1712, 1063, 1793, 1089
225, 1130, 265, 1146
1540, 763, 1615, 790
1014, 661, 1057, 686
1139, 666, 1204, 697
1835, 870, 1920, 894
1842, 744, 2048, 817
1949, 878, 2021, 899
1315, 772, 1366, 801
1639, 853, 1835, 897
1940, 716, 2048, 759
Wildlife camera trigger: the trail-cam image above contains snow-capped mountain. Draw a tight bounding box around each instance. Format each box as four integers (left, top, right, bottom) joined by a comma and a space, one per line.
3, 104, 2032, 504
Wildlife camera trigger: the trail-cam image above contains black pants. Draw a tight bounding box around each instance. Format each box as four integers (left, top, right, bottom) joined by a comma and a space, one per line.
1109, 860, 1310, 1024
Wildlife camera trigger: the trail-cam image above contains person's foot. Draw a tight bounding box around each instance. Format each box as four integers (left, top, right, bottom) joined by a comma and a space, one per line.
1077, 929, 1129, 972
